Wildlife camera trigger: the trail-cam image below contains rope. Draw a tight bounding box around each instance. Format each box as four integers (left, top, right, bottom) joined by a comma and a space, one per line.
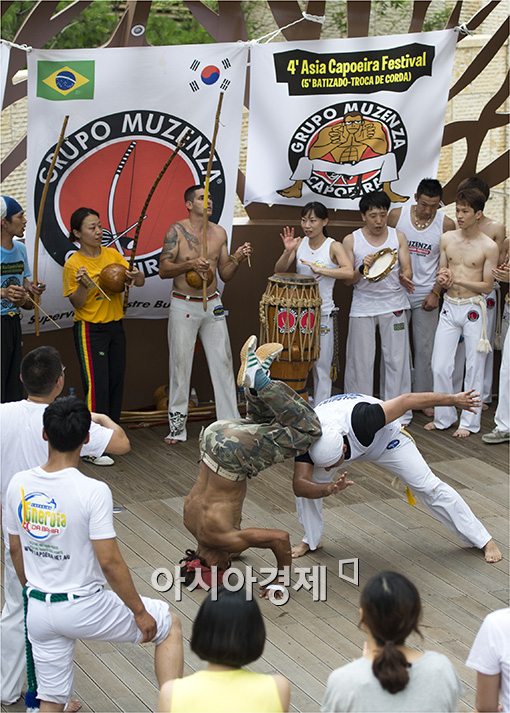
23, 588, 40, 711
0, 38, 32, 52
250, 11, 325, 45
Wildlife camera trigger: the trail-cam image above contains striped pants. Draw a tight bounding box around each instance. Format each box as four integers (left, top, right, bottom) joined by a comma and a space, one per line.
73, 320, 126, 422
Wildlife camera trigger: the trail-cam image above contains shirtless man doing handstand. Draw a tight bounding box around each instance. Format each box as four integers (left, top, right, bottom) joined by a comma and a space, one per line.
426, 188, 499, 437
182, 337, 350, 594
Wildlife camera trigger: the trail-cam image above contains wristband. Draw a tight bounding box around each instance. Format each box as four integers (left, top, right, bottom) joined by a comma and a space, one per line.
431, 289, 441, 298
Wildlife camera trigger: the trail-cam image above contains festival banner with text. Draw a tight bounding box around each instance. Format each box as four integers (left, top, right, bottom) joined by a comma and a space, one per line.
245, 30, 456, 209
25, 44, 248, 333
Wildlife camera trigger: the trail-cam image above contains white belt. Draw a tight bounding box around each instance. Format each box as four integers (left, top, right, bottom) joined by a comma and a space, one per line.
444, 294, 491, 353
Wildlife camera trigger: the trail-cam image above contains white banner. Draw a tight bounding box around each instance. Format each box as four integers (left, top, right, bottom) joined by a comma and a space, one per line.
1, 40, 11, 108
25, 44, 248, 333
245, 30, 456, 209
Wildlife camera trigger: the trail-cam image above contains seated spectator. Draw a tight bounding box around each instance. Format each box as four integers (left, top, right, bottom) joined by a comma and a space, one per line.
322, 571, 461, 712
466, 607, 510, 712
158, 587, 290, 712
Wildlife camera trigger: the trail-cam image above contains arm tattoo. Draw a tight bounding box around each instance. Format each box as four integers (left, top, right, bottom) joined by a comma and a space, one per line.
160, 225, 179, 261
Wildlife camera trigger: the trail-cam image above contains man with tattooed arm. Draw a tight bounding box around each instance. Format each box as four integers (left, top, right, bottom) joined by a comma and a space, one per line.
159, 185, 252, 444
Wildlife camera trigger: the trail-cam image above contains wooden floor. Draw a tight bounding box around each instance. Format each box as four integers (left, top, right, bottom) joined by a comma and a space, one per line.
2, 407, 508, 712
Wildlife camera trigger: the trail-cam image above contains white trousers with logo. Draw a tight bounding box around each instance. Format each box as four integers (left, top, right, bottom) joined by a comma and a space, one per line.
167, 296, 239, 441
431, 300, 487, 432
344, 311, 412, 423
295, 435, 491, 550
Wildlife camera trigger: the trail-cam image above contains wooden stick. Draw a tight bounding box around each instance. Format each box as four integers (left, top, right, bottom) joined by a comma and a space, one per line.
202, 92, 224, 311
89, 277, 112, 302
24, 293, 61, 329
33, 115, 69, 336
247, 254, 252, 268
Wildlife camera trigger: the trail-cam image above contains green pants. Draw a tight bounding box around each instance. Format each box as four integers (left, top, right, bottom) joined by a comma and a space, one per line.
200, 381, 322, 479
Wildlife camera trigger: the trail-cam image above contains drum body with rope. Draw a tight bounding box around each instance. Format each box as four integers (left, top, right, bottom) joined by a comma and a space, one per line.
259, 273, 322, 396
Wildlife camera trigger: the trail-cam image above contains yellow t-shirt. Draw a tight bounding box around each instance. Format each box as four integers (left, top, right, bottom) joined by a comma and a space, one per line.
169, 669, 283, 713
63, 247, 129, 323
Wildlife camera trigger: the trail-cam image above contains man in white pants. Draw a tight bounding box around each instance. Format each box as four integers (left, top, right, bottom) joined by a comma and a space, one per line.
159, 185, 252, 444
0, 346, 130, 707
387, 179, 455, 412
483, 244, 509, 444
456, 176, 506, 406
426, 188, 499, 437
291, 388, 502, 562
6, 396, 183, 711
274, 201, 353, 405
343, 191, 413, 423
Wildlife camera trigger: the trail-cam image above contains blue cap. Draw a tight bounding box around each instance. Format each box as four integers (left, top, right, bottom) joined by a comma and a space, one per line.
1, 196, 24, 220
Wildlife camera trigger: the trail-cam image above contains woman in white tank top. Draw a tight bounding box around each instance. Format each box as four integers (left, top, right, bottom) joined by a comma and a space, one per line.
274, 202, 353, 405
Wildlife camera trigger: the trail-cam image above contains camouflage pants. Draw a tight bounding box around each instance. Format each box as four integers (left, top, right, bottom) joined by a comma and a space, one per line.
200, 380, 322, 480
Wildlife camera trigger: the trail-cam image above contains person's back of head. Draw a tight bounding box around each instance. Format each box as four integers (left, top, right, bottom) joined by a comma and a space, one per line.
191, 587, 266, 668
360, 571, 422, 694
43, 396, 91, 453
21, 346, 63, 397
458, 175, 490, 201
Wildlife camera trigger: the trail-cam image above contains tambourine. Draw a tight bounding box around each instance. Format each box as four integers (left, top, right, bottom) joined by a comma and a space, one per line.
185, 269, 214, 289
363, 248, 398, 282
99, 263, 127, 293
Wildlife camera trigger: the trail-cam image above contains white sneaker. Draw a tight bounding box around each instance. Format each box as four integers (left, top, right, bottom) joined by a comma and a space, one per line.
82, 455, 115, 466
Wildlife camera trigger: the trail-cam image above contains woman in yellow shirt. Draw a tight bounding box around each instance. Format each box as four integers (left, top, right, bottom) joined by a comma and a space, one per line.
63, 207, 144, 426
158, 587, 290, 712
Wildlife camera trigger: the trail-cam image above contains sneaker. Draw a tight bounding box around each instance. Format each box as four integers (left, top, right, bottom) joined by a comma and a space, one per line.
256, 343, 283, 373
481, 428, 510, 445
237, 335, 261, 388
82, 454, 115, 466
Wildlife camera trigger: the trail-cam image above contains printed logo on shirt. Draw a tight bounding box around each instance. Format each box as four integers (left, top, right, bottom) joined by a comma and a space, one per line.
393, 310, 403, 316
386, 439, 400, 450
393, 322, 405, 331
325, 393, 363, 403
486, 297, 496, 309
467, 310, 480, 322
17, 489, 67, 541
407, 241, 432, 256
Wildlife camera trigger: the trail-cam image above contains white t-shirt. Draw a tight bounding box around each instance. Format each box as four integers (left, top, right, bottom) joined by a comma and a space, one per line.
466, 607, 510, 713
6, 466, 116, 596
0, 399, 113, 511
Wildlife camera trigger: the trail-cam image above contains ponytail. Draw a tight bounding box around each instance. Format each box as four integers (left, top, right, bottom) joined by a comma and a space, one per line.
372, 640, 411, 693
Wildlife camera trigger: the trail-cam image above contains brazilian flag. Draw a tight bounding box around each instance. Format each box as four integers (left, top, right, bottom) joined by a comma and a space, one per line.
37, 61, 95, 101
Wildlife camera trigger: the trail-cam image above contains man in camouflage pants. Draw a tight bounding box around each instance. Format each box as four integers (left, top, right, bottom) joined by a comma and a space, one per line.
182, 336, 341, 594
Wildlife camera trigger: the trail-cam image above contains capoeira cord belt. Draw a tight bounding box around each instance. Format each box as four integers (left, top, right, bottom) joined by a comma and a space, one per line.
389, 427, 418, 507
444, 294, 492, 353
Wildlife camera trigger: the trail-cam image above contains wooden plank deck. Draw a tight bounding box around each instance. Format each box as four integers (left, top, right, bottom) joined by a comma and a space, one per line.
2, 407, 508, 712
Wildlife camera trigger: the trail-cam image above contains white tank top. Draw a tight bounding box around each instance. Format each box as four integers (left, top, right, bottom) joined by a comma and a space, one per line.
397, 203, 444, 297
350, 227, 410, 317
315, 393, 401, 462
296, 237, 336, 315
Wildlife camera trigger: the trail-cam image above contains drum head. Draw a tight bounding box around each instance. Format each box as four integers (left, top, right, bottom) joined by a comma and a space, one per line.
365, 248, 397, 282
269, 273, 317, 286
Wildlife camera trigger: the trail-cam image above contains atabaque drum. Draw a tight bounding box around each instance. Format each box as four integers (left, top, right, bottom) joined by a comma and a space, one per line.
259, 273, 322, 395
99, 263, 127, 293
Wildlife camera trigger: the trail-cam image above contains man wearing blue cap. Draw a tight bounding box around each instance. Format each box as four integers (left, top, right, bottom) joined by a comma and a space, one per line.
0, 195, 45, 402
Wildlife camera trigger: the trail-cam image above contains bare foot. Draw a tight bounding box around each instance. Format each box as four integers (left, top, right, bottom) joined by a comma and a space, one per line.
424, 421, 437, 431
422, 408, 434, 418
453, 428, 471, 438
291, 542, 321, 558
482, 403, 489, 411
483, 539, 502, 563
65, 699, 82, 713
163, 437, 180, 445
277, 180, 303, 199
